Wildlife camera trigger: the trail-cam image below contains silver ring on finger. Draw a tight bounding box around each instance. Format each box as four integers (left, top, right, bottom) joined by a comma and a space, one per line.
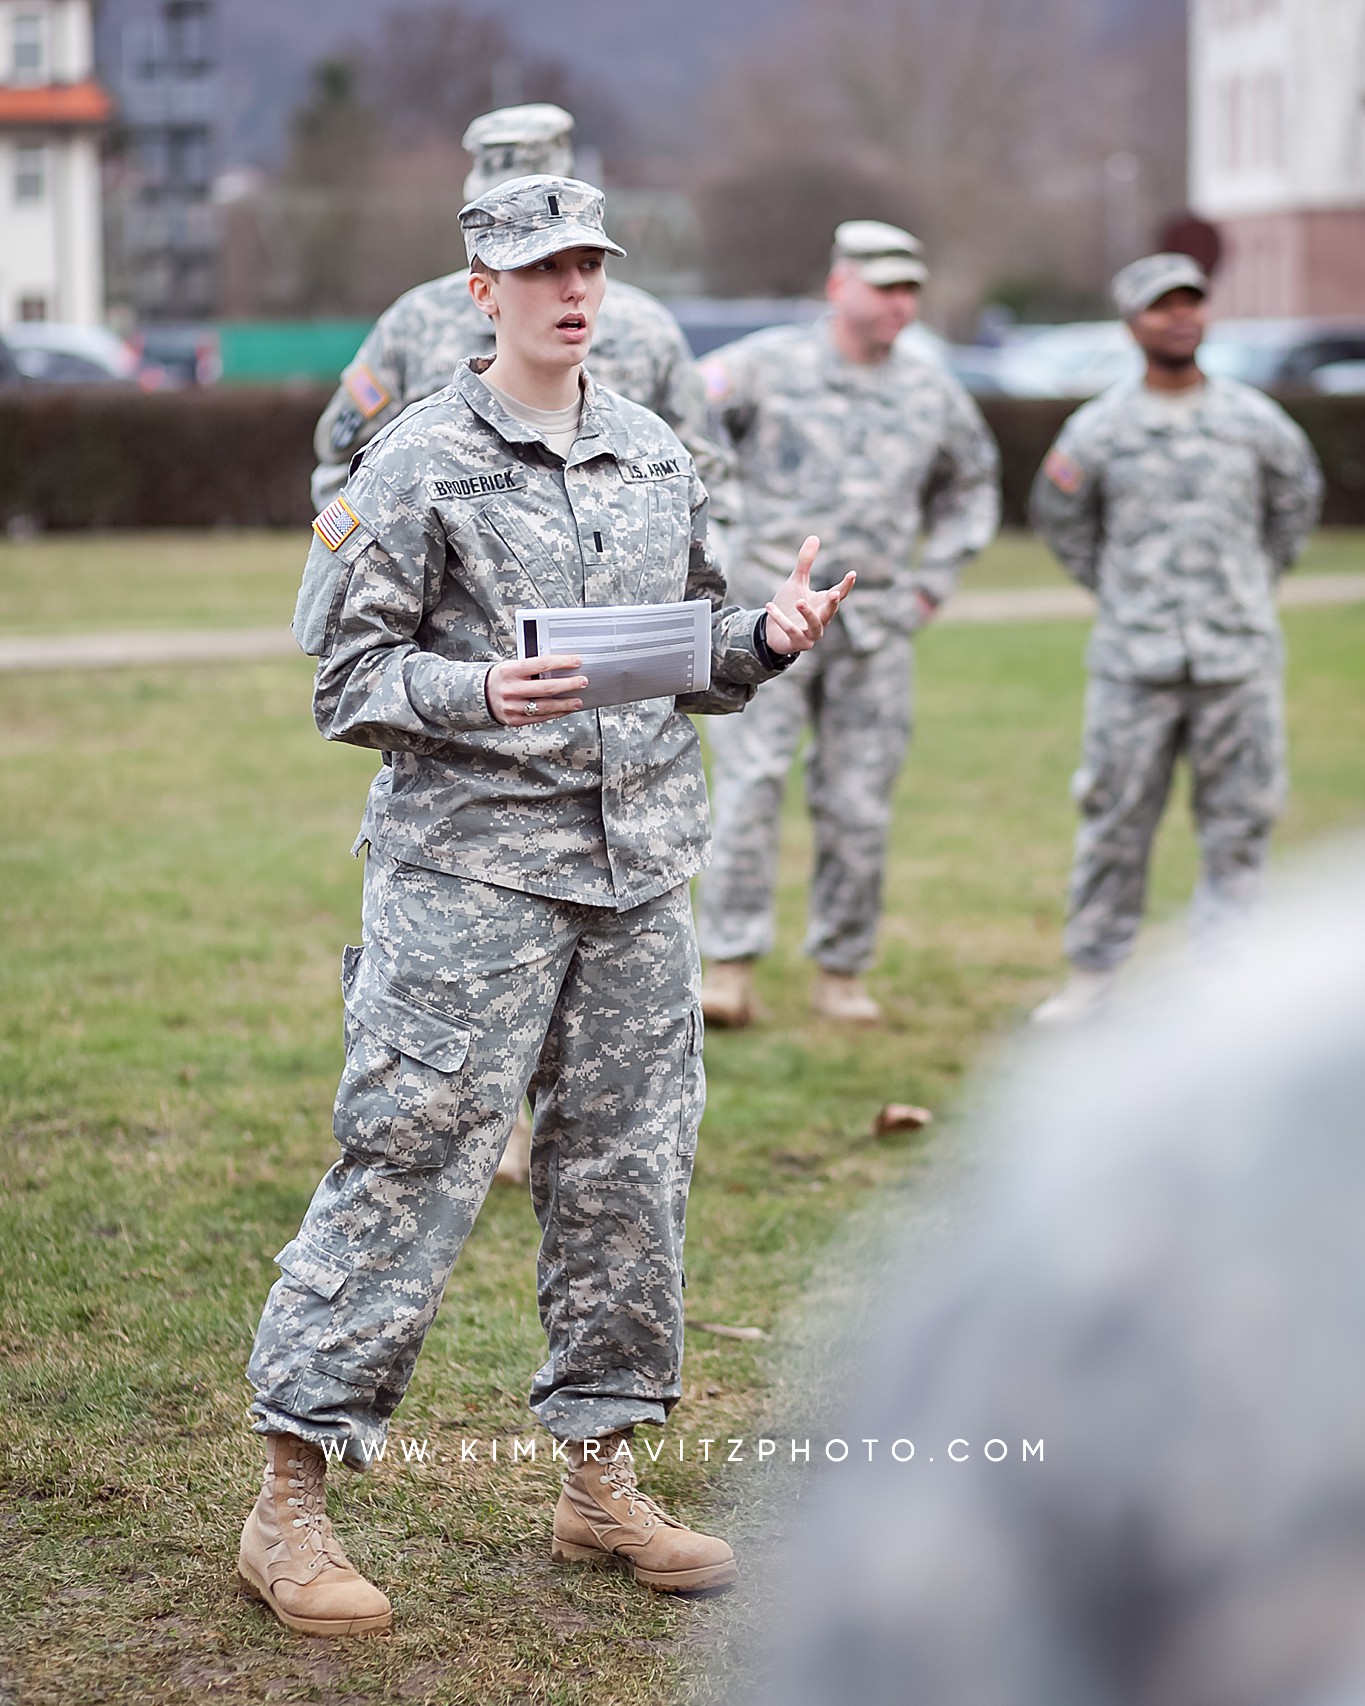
524, 699, 538, 717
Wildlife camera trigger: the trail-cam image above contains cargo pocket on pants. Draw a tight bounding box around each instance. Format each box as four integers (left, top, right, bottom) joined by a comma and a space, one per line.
334, 944, 474, 1171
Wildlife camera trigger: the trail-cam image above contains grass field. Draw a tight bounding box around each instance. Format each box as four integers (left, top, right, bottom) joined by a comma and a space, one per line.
2, 531, 1363, 1704
2, 527, 1362, 636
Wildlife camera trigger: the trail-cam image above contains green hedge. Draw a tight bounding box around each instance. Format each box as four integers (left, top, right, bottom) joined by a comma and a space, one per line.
0, 387, 330, 531
2, 387, 1363, 532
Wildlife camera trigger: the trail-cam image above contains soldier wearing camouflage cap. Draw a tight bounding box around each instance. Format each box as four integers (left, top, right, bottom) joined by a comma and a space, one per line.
1028, 253, 1323, 1024
312, 102, 736, 1185
237, 174, 854, 1636
696, 218, 1000, 1027
310, 103, 728, 517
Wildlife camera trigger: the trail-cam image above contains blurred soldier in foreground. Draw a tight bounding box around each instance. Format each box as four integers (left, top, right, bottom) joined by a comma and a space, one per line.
241, 175, 853, 1637
696, 223, 999, 1026
760, 841, 1365, 1706
1030, 253, 1323, 1024
311, 102, 722, 514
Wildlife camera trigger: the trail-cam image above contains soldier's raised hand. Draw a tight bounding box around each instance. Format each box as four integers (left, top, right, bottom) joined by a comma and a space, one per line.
763, 536, 855, 655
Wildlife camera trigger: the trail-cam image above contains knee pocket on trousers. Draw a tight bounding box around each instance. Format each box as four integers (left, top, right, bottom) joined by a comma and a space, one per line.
334, 945, 474, 1171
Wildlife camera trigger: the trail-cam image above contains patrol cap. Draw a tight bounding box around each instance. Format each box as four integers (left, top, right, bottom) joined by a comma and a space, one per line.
460, 174, 626, 270
460, 104, 575, 200
832, 219, 928, 287
1112, 252, 1209, 317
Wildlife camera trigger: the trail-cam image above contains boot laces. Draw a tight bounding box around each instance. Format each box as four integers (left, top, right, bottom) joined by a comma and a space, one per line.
597, 1456, 677, 1529
283, 1453, 348, 1574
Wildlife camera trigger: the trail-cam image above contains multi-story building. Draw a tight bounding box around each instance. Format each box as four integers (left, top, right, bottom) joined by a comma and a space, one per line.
103, 0, 218, 322
1190, 0, 1365, 314
0, 0, 109, 324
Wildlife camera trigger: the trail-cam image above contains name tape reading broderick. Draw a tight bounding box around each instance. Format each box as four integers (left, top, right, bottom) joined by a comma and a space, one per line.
431, 470, 525, 500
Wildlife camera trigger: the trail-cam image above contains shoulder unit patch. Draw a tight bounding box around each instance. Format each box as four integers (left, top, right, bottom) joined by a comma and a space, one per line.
313, 496, 362, 552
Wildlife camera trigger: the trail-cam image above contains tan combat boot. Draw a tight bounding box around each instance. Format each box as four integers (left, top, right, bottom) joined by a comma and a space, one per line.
700, 959, 756, 1029
494, 1104, 532, 1186
810, 969, 882, 1024
552, 1433, 738, 1593
238, 1434, 392, 1637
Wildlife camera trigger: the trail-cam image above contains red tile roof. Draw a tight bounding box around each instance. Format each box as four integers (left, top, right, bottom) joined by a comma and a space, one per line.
0, 80, 112, 127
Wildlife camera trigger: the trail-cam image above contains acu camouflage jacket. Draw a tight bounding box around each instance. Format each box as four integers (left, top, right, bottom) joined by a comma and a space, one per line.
295, 360, 785, 912
702, 316, 1000, 652
1029, 375, 1324, 684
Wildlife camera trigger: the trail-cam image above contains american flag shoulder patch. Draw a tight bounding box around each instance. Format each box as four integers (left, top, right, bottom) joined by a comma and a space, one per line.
1043, 448, 1084, 495
344, 363, 391, 419
313, 496, 362, 552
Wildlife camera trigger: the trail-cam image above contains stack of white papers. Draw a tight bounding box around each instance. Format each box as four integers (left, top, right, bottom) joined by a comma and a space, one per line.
516, 601, 712, 711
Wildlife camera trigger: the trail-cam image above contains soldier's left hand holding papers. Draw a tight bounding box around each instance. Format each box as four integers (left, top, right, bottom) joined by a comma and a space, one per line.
763, 536, 855, 655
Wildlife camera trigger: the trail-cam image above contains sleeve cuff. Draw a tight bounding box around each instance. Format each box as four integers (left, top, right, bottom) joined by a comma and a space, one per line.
754, 613, 799, 673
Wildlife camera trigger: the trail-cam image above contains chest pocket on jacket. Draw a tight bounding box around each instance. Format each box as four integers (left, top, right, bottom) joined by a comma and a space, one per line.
633, 480, 689, 601
478, 498, 582, 608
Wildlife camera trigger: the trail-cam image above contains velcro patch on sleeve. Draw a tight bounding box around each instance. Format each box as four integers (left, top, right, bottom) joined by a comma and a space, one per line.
329, 403, 365, 455
1043, 448, 1084, 494
701, 358, 733, 404
344, 363, 391, 419
313, 496, 363, 552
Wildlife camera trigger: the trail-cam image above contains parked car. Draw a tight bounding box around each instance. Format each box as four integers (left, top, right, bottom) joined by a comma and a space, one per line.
983, 315, 1365, 400
992, 321, 1138, 398
1201, 319, 1365, 389
665, 297, 950, 368
1311, 359, 1365, 395
3, 322, 142, 386
130, 324, 222, 388
0, 329, 19, 389
667, 297, 822, 359
943, 343, 1009, 394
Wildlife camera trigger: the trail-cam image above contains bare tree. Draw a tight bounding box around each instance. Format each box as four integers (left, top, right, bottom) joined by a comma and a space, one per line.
693, 0, 1188, 329
217, 2, 620, 319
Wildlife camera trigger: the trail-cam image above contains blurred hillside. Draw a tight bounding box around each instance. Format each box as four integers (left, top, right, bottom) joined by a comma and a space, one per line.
96, 0, 1189, 329
97, 0, 1183, 172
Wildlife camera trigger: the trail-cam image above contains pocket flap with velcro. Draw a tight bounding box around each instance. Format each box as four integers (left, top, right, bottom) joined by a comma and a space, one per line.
341, 946, 472, 1075
275, 1234, 353, 1301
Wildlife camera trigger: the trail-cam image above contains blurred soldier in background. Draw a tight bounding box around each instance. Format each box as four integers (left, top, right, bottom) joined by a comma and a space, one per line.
314, 104, 733, 1182
1030, 253, 1323, 1024
757, 841, 1365, 1706
696, 222, 1000, 1027
311, 103, 724, 515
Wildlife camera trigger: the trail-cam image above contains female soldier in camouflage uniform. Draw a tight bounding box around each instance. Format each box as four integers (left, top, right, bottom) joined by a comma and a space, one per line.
236, 174, 853, 1635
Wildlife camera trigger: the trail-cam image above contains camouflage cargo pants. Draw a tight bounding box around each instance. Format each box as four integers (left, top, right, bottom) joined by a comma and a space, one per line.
248, 854, 704, 1462
697, 620, 913, 975
1064, 671, 1286, 971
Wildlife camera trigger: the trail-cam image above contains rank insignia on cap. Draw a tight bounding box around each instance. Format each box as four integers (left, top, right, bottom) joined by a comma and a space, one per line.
1043, 449, 1084, 494
344, 363, 391, 419
313, 496, 362, 552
